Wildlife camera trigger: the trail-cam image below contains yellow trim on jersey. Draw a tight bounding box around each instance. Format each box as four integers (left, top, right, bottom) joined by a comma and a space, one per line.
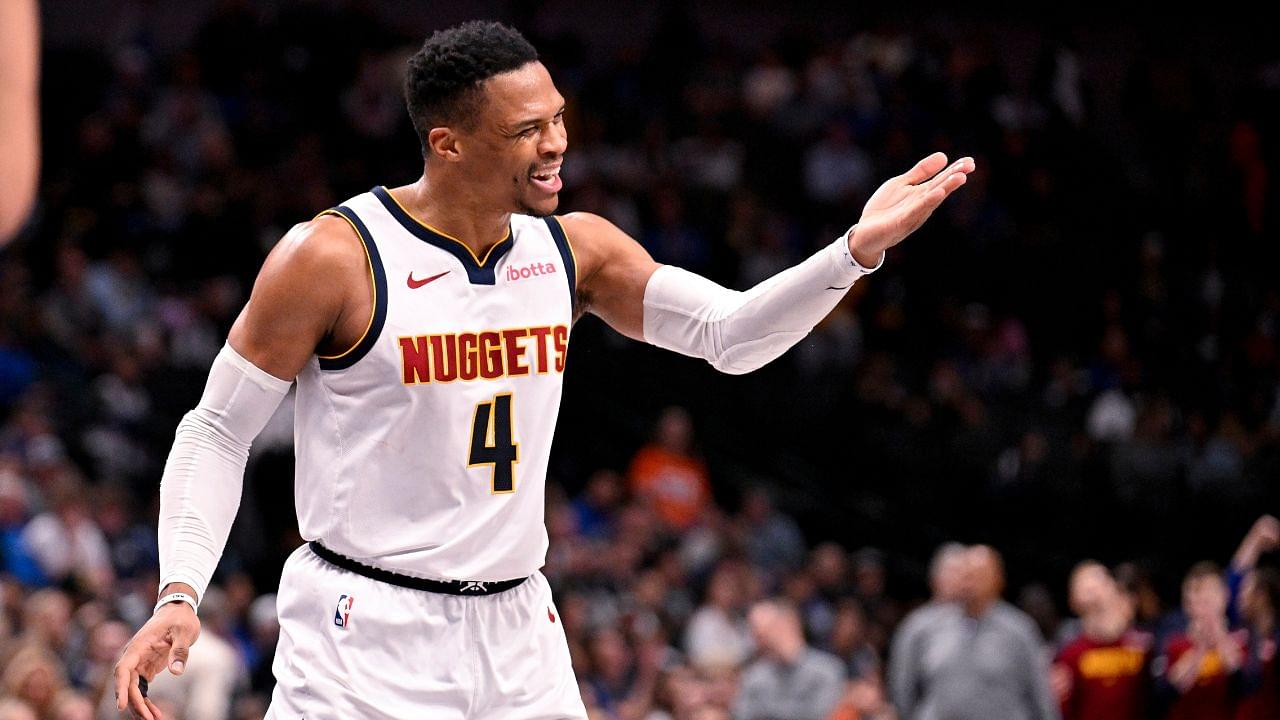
381, 187, 512, 268
314, 209, 378, 361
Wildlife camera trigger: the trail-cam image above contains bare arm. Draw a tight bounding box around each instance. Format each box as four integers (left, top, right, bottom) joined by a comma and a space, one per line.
558, 211, 659, 339
0, 0, 40, 242
226, 213, 368, 378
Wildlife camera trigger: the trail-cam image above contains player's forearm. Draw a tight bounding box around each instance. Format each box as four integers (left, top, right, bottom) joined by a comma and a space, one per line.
642, 227, 883, 374
159, 410, 251, 601
158, 343, 291, 601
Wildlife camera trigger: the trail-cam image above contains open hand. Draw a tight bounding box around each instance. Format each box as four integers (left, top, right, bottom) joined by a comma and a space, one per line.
849, 152, 976, 266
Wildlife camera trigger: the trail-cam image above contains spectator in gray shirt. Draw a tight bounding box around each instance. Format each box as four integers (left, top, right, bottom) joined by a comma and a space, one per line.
734, 598, 847, 720
890, 542, 968, 713
889, 545, 1060, 720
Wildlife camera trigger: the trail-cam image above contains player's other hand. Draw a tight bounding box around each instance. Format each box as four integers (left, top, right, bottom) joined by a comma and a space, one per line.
848, 152, 976, 266
113, 603, 201, 720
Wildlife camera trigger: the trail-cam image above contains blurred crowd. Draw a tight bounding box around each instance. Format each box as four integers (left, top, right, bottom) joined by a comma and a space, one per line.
0, 0, 1277, 718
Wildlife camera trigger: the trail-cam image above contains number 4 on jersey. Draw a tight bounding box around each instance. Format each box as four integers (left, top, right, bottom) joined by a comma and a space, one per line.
468, 393, 519, 493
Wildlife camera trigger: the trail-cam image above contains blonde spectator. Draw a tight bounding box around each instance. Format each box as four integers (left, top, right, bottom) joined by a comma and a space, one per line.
19, 591, 71, 663
684, 560, 754, 672
1, 643, 66, 718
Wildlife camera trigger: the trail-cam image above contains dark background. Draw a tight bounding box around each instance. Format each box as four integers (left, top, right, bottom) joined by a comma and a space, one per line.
1, 0, 1279, 714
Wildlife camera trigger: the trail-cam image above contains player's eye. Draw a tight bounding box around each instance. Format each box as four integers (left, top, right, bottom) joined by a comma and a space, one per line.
518, 126, 538, 139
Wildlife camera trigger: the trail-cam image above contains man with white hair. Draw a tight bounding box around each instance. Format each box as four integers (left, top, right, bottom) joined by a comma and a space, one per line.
888, 542, 967, 713
889, 545, 1059, 720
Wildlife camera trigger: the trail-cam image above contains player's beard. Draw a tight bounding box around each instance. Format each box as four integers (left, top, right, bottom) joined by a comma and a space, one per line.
517, 199, 551, 217
516, 184, 558, 217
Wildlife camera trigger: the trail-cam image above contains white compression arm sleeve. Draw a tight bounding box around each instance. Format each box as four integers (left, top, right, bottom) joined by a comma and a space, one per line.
158, 343, 292, 601
642, 230, 884, 375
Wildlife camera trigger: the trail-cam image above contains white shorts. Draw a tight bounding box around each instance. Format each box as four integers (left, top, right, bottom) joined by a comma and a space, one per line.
264, 544, 587, 719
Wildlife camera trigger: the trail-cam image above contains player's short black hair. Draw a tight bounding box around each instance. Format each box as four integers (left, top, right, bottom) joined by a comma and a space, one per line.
404, 21, 539, 150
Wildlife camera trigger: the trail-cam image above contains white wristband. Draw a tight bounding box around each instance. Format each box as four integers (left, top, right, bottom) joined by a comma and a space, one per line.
154, 592, 198, 616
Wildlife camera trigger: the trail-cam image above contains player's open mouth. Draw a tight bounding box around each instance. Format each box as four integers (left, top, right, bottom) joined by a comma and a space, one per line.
530, 165, 562, 193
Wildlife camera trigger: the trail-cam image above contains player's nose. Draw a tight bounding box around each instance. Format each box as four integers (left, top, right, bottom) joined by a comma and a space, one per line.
539, 120, 567, 157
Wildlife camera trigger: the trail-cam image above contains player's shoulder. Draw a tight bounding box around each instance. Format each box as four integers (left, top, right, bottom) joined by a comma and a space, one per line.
266, 213, 367, 276
248, 212, 369, 310
555, 211, 620, 237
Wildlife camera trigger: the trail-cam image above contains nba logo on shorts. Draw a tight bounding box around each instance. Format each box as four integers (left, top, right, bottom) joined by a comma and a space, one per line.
334, 594, 355, 629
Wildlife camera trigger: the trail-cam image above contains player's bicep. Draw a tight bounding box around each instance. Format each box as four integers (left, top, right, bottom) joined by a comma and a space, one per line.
560, 212, 659, 341
227, 216, 355, 380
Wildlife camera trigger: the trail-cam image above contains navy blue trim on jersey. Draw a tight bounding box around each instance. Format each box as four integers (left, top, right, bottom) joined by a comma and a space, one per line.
544, 216, 577, 315
371, 185, 513, 285
318, 205, 387, 371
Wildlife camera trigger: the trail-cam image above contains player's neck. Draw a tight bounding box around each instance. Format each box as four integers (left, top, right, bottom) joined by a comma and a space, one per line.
391, 177, 512, 257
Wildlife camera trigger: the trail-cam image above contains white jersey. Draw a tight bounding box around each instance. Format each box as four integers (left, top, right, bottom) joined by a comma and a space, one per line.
292, 186, 576, 582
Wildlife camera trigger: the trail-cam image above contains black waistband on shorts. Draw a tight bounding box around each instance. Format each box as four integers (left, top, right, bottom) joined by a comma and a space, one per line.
307, 541, 528, 596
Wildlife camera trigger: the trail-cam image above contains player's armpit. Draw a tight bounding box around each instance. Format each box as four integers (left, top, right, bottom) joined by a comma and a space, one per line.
228, 213, 370, 380
556, 212, 660, 341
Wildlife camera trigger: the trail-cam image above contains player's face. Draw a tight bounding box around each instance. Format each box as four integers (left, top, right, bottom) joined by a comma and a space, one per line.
469, 62, 567, 217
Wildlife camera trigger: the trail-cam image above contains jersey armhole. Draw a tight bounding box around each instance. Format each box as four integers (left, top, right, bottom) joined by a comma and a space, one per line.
316, 206, 388, 371
544, 216, 578, 316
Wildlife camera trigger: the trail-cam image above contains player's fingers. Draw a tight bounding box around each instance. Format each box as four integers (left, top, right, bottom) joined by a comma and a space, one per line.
901, 152, 948, 185
114, 657, 135, 711
923, 157, 974, 191
145, 697, 165, 720
168, 629, 191, 676
128, 672, 155, 720
937, 170, 969, 196
916, 172, 967, 208
909, 187, 950, 224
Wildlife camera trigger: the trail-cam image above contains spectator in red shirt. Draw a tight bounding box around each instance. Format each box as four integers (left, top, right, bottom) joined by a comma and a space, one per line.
1155, 562, 1254, 720
1052, 561, 1152, 720
628, 406, 713, 531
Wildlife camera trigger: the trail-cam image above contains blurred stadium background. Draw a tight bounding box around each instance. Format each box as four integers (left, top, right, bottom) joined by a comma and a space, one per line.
1, 0, 1278, 718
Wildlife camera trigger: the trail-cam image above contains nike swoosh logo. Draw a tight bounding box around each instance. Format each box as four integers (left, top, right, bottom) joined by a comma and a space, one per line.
827, 282, 855, 290
408, 270, 450, 289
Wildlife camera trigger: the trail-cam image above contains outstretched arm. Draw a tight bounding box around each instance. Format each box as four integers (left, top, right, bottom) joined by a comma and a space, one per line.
565, 152, 974, 373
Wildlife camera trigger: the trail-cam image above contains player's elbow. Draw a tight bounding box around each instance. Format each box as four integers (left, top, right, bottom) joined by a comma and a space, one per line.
174, 407, 252, 457
708, 330, 807, 375
709, 357, 758, 375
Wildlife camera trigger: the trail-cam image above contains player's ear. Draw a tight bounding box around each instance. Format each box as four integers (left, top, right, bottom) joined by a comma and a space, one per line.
426, 127, 462, 163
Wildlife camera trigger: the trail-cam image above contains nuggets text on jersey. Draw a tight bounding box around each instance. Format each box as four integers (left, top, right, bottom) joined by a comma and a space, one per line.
398, 325, 569, 385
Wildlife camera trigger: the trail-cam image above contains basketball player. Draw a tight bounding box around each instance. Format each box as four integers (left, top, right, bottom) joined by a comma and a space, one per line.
114, 21, 975, 719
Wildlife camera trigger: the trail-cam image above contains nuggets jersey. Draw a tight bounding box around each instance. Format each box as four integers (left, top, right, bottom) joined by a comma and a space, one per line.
292, 186, 575, 582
